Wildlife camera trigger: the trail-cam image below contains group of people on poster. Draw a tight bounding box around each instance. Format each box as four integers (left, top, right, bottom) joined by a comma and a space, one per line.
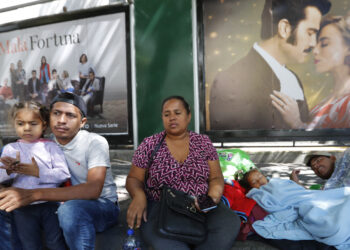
210, 0, 350, 131
0, 53, 101, 120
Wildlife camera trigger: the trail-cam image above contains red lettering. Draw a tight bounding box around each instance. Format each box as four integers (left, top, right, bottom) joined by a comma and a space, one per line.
0, 42, 5, 54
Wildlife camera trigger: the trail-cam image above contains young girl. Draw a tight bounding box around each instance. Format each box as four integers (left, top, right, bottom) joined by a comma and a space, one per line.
0, 101, 70, 250
238, 168, 268, 192
222, 168, 269, 241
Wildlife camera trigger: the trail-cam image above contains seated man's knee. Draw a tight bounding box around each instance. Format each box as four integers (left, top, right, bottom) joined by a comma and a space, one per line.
57, 200, 88, 229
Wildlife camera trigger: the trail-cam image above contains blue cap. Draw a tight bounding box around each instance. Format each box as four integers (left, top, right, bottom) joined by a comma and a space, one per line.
50, 92, 87, 117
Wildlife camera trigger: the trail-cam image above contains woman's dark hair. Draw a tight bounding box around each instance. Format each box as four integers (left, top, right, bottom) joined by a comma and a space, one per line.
79, 54, 88, 63
41, 56, 47, 66
10, 101, 49, 137
161, 96, 191, 114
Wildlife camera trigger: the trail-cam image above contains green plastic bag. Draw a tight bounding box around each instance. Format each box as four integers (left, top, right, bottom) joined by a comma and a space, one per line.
217, 149, 255, 179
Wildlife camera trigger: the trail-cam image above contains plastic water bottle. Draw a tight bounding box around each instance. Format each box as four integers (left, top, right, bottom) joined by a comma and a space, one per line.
122, 228, 141, 250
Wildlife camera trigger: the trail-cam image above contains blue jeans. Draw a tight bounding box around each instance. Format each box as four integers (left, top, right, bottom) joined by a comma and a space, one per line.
57, 198, 119, 250
12, 202, 66, 250
0, 210, 23, 250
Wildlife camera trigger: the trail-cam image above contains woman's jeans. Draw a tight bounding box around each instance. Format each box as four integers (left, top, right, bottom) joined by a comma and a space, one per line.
57, 198, 119, 250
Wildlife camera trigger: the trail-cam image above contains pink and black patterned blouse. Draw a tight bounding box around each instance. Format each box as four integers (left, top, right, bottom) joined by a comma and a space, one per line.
132, 131, 219, 201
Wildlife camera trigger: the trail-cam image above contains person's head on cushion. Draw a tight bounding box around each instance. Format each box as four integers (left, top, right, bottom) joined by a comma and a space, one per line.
239, 168, 268, 192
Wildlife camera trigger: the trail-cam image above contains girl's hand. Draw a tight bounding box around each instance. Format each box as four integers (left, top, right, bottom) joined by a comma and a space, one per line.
0, 151, 21, 173
0, 152, 39, 177
12, 157, 39, 177
270, 91, 303, 129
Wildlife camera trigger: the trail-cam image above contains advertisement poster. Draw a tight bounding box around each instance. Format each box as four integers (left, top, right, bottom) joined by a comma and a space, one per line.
0, 11, 129, 136
203, 0, 350, 132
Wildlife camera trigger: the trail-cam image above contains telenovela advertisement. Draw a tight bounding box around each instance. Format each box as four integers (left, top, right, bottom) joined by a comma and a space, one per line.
203, 0, 350, 132
0, 11, 129, 136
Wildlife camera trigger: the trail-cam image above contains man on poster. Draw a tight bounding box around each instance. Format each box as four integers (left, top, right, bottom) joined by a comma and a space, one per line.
28, 70, 42, 102
210, 0, 331, 130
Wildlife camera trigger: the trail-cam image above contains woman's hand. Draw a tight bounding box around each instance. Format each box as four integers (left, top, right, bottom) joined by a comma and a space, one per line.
207, 160, 224, 204
270, 91, 303, 129
125, 165, 148, 229
194, 195, 218, 213
126, 193, 147, 229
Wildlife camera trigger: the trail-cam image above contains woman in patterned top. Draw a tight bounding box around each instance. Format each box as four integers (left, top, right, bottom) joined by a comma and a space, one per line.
126, 96, 240, 250
271, 14, 350, 129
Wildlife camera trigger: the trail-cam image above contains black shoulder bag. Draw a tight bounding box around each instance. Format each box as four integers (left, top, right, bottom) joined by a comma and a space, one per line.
147, 133, 206, 245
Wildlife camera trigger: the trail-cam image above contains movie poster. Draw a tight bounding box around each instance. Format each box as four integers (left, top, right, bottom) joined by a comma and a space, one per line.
203, 0, 350, 131
0, 12, 129, 136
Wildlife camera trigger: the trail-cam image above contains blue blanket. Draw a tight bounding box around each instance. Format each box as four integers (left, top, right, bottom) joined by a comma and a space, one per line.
246, 178, 350, 249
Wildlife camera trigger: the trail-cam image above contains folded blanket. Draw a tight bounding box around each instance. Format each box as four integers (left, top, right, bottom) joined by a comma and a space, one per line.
247, 178, 350, 249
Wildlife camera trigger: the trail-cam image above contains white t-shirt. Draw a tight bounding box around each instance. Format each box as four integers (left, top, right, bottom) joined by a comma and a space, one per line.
78, 62, 95, 77
53, 130, 117, 202
253, 43, 305, 101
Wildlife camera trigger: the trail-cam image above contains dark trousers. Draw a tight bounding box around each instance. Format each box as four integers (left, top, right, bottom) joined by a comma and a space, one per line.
12, 202, 66, 250
141, 201, 240, 250
247, 234, 336, 250
0, 210, 23, 250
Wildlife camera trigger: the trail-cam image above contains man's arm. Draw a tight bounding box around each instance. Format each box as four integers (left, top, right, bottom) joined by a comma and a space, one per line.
0, 166, 106, 212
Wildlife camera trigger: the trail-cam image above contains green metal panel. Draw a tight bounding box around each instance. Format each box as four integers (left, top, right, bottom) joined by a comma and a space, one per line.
134, 0, 194, 143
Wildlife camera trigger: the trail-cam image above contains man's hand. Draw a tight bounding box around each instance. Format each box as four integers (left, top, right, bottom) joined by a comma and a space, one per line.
290, 169, 301, 184
0, 188, 34, 212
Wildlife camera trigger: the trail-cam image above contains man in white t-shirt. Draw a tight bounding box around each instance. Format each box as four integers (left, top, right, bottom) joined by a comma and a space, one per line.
0, 92, 119, 249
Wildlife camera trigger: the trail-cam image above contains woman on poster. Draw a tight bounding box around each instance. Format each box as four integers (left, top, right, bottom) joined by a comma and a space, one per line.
39, 56, 51, 104
61, 70, 74, 93
271, 15, 350, 129
78, 54, 95, 89
15, 60, 26, 102
39, 56, 51, 85
9, 63, 17, 100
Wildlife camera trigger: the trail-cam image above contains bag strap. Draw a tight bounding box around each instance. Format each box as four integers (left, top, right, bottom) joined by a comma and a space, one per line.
147, 133, 166, 168
145, 133, 166, 188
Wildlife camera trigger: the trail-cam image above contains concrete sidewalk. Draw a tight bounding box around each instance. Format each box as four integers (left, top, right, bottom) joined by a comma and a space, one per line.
95, 148, 345, 250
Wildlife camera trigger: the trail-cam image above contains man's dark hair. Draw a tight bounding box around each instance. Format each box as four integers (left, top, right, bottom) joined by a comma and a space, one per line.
50, 92, 87, 118
32, 70, 36, 73
260, 0, 331, 40
88, 68, 95, 75
52, 69, 57, 74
